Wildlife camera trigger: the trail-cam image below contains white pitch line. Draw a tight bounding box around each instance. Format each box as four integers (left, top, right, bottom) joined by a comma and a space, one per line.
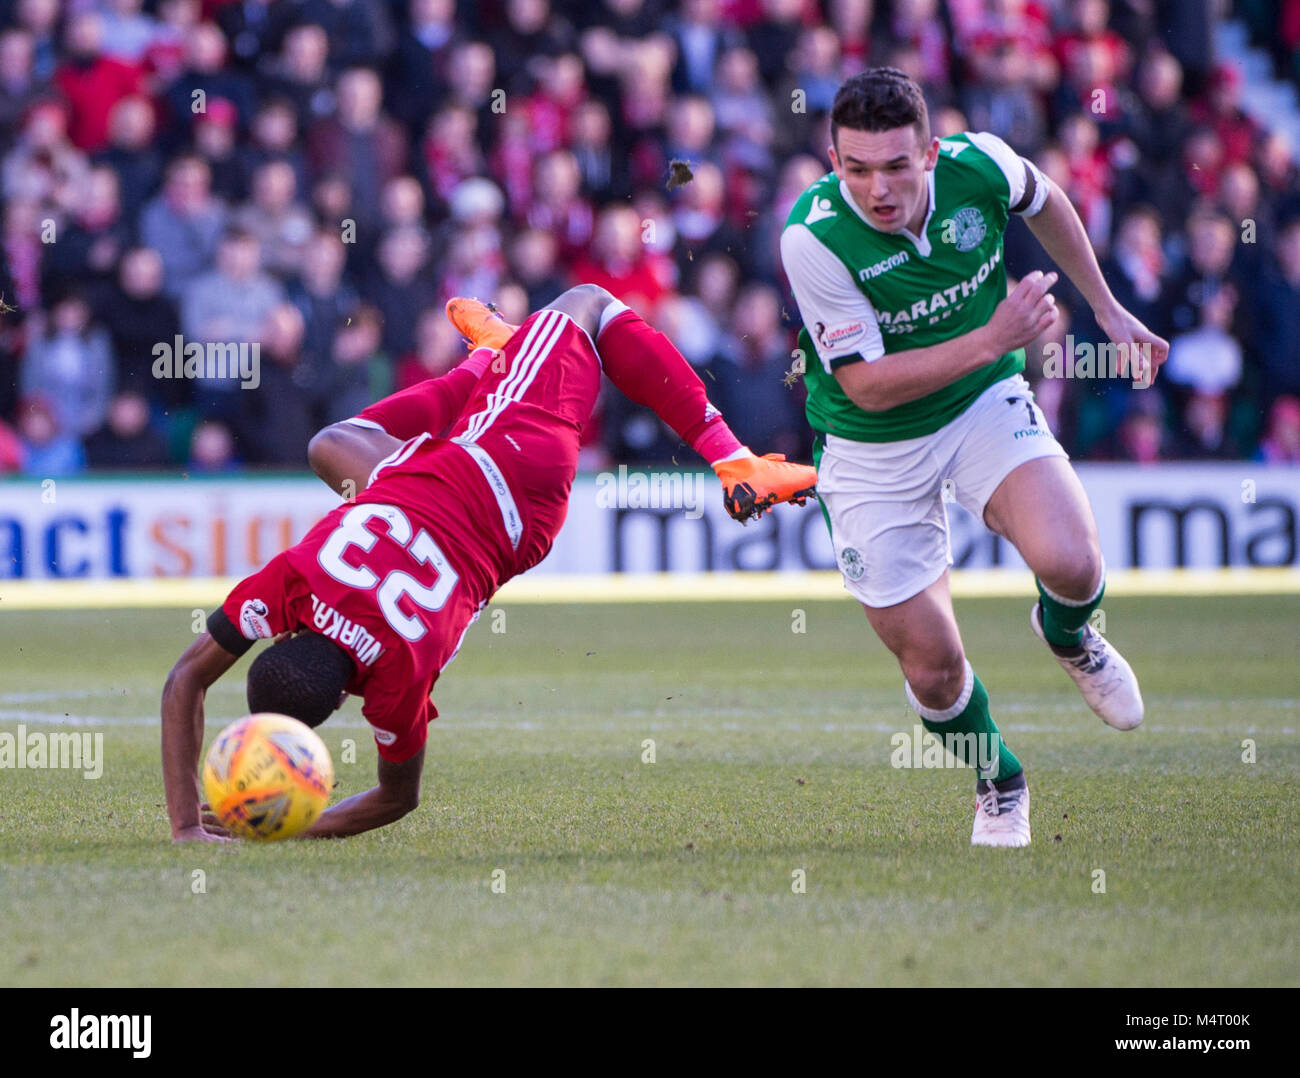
4, 567, 1300, 609
3, 690, 1295, 712
0, 690, 114, 703
0, 709, 1294, 737
3, 696, 1297, 713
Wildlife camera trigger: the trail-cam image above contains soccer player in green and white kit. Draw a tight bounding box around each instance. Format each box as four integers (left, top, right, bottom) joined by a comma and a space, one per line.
781, 69, 1169, 847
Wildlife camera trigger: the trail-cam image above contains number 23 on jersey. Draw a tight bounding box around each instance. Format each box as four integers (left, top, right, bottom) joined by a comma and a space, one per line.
316, 504, 460, 642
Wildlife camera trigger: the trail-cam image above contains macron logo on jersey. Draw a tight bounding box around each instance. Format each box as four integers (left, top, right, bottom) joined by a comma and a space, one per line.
804, 196, 836, 225
859, 250, 911, 281
309, 594, 384, 667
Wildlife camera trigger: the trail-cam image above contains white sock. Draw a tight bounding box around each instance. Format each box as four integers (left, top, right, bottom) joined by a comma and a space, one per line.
596, 299, 631, 336
714, 447, 751, 464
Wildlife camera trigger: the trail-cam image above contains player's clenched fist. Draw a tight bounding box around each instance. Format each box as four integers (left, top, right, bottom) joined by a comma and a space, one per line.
987, 270, 1059, 354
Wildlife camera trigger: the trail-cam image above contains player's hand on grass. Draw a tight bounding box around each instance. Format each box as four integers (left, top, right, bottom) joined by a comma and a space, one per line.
169, 804, 235, 842
988, 270, 1059, 353
199, 802, 233, 837
173, 824, 234, 843
1095, 303, 1169, 388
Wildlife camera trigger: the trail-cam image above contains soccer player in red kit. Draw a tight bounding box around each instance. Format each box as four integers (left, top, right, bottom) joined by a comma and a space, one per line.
162, 284, 818, 841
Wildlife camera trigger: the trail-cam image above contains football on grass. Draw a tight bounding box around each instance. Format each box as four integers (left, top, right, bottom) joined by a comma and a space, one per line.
202, 714, 334, 840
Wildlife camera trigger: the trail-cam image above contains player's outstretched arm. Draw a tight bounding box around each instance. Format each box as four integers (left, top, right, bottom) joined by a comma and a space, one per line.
298, 747, 424, 838
1025, 182, 1169, 386
161, 634, 241, 842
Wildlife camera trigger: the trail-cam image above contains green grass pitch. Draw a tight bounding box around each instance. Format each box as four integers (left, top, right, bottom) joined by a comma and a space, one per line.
1, 595, 1296, 986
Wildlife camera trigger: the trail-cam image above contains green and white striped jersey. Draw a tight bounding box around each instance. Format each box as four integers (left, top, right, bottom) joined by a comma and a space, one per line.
781, 130, 1049, 443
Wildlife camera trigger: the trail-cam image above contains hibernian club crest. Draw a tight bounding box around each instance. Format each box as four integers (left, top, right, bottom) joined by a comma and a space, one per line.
951, 207, 986, 251
838, 546, 866, 581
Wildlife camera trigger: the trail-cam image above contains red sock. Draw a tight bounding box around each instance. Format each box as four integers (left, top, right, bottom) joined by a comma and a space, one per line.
595, 309, 744, 465
353, 348, 493, 439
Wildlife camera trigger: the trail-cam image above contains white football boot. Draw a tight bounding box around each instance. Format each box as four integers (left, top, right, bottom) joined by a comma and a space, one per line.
971, 774, 1031, 848
1031, 603, 1144, 731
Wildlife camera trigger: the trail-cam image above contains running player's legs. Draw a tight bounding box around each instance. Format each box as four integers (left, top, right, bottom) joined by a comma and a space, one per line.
819, 435, 970, 720
819, 423, 1025, 807
941, 374, 1099, 604
983, 457, 1102, 600
817, 432, 966, 706
944, 374, 1121, 680
862, 573, 966, 708
859, 570, 1025, 795
860, 571, 1027, 815
983, 451, 1141, 729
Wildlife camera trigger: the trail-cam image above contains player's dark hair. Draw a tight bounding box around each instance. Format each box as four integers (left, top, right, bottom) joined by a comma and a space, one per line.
831, 67, 930, 149
246, 632, 352, 729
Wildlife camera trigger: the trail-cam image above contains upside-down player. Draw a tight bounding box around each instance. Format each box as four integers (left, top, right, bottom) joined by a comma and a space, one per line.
162, 285, 818, 840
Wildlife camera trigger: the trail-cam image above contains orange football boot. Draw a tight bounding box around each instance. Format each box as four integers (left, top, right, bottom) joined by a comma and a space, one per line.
445, 297, 519, 352
713, 451, 819, 523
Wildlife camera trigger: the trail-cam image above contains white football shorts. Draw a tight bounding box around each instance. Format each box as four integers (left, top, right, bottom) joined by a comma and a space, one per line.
816, 373, 1068, 608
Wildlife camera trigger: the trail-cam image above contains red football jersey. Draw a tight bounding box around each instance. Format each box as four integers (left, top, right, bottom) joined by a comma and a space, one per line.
215, 310, 603, 761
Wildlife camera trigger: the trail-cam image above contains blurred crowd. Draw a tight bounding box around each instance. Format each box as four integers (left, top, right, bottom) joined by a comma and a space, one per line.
1, 0, 1299, 476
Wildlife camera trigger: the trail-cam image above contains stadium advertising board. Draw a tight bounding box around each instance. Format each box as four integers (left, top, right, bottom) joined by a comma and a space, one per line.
0, 464, 1296, 579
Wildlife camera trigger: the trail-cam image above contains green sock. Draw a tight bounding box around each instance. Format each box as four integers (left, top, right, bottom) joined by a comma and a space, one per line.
909, 664, 1022, 783
1036, 564, 1105, 648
